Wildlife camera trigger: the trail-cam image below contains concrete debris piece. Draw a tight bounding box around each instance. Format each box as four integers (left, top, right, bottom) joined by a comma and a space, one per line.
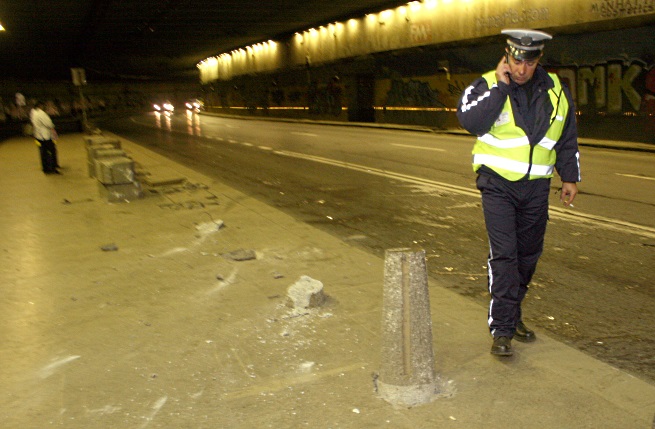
183, 182, 209, 191
62, 198, 94, 205
142, 176, 186, 187
222, 249, 257, 261
286, 275, 325, 309
100, 243, 118, 252
98, 181, 143, 203
195, 221, 224, 234
298, 361, 315, 372
272, 272, 284, 279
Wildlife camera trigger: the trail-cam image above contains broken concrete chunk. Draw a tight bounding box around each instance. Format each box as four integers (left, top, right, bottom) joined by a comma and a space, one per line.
286, 275, 325, 309
195, 220, 224, 234
222, 249, 257, 261
100, 243, 118, 252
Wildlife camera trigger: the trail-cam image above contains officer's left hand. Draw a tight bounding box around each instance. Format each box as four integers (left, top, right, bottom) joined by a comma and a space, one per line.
560, 182, 578, 207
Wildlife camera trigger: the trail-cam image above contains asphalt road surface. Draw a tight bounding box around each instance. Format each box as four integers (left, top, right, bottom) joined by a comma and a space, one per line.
102, 111, 655, 384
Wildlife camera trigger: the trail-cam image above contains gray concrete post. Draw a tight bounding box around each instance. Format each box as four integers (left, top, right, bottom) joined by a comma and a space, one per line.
378, 248, 438, 407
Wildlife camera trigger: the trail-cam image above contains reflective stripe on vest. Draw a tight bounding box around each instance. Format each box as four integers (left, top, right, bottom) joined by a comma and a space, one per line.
472, 71, 569, 181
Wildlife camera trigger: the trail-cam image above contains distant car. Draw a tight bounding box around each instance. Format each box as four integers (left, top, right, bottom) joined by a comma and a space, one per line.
153, 102, 175, 113
185, 99, 204, 112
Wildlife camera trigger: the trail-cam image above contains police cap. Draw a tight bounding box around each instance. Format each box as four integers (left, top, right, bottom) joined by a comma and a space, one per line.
502, 28, 552, 61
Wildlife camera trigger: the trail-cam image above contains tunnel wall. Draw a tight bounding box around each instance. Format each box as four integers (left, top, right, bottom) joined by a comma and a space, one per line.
202, 25, 655, 143
198, 0, 655, 143
198, 0, 655, 82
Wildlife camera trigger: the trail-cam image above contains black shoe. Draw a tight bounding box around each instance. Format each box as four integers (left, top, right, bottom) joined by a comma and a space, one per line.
514, 321, 536, 343
491, 336, 513, 356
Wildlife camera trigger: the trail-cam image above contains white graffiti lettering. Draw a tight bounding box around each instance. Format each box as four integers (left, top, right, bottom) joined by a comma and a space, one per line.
558, 60, 650, 113
475, 8, 549, 30
410, 22, 433, 44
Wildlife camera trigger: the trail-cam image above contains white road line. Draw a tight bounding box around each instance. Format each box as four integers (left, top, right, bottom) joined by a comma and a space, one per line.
274, 149, 479, 197
273, 149, 655, 239
392, 143, 446, 152
259, 146, 273, 151
241, 142, 254, 147
291, 132, 319, 137
616, 173, 655, 181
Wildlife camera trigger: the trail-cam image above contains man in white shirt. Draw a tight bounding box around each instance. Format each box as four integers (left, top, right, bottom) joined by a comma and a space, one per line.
30, 101, 60, 174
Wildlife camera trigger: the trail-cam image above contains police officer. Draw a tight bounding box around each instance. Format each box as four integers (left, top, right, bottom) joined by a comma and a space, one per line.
457, 29, 581, 356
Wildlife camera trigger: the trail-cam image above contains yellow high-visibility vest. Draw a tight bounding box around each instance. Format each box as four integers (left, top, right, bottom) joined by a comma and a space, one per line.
472, 71, 568, 181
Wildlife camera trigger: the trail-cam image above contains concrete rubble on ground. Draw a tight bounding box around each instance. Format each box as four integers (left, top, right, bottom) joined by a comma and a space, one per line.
286, 275, 326, 310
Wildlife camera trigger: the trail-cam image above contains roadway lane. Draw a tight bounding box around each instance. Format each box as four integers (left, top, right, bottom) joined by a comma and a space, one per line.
103, 111, 655, 384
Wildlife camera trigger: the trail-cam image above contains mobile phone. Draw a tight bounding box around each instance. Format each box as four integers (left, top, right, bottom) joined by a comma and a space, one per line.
504, 53, 511, 79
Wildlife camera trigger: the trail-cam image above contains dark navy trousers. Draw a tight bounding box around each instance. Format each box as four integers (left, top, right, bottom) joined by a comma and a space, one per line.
476, 173, 551, 338
37, 139, 58, 173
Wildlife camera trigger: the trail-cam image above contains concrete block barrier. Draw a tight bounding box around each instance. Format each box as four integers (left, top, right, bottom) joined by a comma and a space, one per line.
96, 156, 136, 185
84, 135, 121, 149
88, 148, 127, 177
97, 181, 143, 203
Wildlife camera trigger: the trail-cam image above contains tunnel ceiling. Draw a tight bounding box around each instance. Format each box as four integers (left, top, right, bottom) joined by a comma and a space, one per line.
0, 0, 409, 82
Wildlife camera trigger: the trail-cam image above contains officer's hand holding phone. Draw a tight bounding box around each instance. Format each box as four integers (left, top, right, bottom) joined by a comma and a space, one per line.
495, 54, 511, 85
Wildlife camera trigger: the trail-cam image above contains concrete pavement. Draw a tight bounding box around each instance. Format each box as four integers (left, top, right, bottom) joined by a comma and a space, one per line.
1, 131, 654, 428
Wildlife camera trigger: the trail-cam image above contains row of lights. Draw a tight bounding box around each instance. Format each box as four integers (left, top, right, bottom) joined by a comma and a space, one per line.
294, 0, 450, 44
197, 0, 459, 71
197, 39, 278, 69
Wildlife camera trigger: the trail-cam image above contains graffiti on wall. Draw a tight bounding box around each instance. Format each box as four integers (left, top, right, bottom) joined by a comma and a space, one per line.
382, 58, 654, 118
410, 21, 433, 45
475, 7, 549, 30
474, 2, 655, 32
590, 0, 655, 18
377, 57, 654, 139
554, 59, 654, 115
307, 77, 343, 116
385, 79, 444, 108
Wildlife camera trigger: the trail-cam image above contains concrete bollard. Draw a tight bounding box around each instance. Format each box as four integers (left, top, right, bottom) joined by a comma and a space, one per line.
378, 248, 438, 407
